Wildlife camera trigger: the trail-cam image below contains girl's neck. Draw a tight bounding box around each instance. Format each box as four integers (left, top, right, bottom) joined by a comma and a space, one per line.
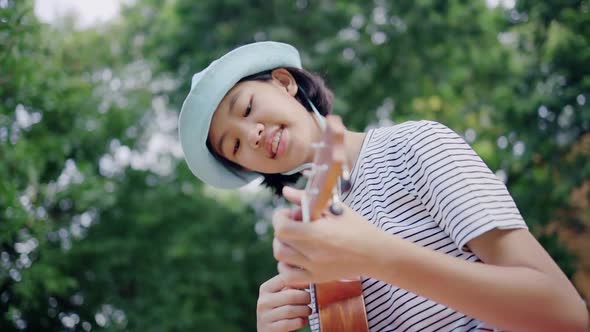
343, 130, 366, 174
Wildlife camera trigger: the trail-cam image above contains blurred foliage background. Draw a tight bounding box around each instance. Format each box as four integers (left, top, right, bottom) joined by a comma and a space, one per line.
1, 0, 589, 330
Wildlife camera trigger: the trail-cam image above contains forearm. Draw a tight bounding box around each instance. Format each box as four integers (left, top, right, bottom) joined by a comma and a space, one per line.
365, 233, 588, 332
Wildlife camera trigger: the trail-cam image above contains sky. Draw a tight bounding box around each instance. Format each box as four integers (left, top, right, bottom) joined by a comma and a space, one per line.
34, 0, 126, 28
34, 0, 515, 29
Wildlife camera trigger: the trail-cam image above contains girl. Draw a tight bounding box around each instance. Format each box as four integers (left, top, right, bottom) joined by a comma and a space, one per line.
178, 41, 587, 332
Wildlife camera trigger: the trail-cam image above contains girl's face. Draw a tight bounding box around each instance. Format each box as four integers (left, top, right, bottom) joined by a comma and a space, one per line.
208, 69, 322, 174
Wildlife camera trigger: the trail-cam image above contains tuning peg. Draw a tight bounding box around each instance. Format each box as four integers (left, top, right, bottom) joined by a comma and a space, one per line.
329, 203, 344, 215
340, 165, 352, 193
330, 190, 344, 215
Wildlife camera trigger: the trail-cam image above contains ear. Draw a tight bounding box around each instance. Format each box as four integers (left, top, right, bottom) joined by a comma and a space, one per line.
271, 68, 298, 96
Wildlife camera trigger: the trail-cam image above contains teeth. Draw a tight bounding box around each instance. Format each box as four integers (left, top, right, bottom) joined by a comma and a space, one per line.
272, 129, 282, 155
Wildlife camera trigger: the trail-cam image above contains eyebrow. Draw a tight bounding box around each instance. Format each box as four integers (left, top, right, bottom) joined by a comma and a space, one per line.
216, 89, 243, 157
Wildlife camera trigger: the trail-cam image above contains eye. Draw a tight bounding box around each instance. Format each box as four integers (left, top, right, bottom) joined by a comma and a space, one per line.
244, 101, 252, 117
233, 139, 240, 155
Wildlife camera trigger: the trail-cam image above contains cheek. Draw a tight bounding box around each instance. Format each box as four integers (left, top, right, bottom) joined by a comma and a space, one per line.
239, 155, 258, 171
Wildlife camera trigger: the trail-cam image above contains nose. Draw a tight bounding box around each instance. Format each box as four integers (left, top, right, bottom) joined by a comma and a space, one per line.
247, 123, 264, 149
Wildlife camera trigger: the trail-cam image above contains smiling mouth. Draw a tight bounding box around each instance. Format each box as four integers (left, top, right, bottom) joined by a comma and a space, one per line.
271, 126, 284, 158
271, 128, 283, 158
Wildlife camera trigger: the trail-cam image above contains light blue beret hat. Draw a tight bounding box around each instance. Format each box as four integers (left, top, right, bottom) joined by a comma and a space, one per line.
178, 41, 303, 189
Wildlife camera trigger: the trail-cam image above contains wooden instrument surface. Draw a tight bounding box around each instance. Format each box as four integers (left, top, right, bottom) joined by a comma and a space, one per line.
304, 115, 369, 332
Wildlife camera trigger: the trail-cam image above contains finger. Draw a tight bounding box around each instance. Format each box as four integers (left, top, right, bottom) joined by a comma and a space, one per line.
281, 282, 309, 290
267, 290, 311, 308
273, 238, 307, 267
272, 209, 291, 236
258, 289, 311, 311
272, 208, 291, 223
289, 207, 302, 221
272, 209, 305, 240
278, 261, 311, 286
282, 186, 303, 206
272, 208, 294, 229
259, 274, 287, 294
268, 317, 308, 332
266, 304, 312, 323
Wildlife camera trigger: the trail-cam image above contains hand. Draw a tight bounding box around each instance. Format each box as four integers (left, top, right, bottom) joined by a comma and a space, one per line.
272, 186, 384, 285
257, 274, 312, 332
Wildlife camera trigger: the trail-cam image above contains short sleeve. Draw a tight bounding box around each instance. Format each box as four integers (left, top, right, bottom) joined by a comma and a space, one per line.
403, 121, 528, 253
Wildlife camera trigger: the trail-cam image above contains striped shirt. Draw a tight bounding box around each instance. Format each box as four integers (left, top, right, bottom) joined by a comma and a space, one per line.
308, 120, 528, 332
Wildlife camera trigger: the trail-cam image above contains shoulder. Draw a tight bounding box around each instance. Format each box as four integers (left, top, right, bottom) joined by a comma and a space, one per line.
367, 120, 458, 151
355, 121, 437, 169
371, 120, 454, 138
367, 120, 424, 142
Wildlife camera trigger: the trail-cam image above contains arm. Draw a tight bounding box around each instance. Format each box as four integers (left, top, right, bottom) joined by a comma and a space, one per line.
388, 121, 587, 330
365, 227, 588, 332
273, 121, 587, 331
273, 189, 588, 332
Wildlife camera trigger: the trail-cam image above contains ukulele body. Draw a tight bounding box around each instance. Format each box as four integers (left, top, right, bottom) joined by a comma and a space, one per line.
315, 279, 369, 332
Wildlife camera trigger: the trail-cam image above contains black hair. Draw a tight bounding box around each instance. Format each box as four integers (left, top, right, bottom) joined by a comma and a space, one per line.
208, 67, 334, 196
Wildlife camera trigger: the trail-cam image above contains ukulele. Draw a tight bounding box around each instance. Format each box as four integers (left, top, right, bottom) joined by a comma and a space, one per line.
302, 115, 369, 332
